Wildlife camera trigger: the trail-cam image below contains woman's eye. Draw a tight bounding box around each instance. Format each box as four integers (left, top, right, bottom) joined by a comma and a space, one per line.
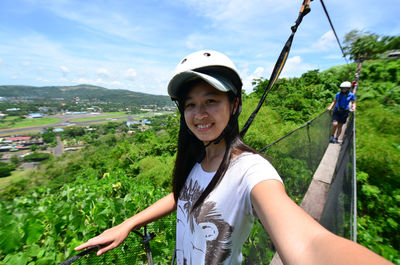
185, 103, 194, 109
206, 99, 216, 104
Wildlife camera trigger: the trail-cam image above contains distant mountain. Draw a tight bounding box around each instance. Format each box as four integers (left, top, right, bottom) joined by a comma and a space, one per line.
0, 84, 173, 106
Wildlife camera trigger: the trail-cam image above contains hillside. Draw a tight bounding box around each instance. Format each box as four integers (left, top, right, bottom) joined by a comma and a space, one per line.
0, 84, 173, 107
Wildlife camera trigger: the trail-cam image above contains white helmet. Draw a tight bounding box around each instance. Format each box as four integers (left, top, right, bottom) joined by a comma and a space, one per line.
340, 81, 352, 88
167, 50, 242, 99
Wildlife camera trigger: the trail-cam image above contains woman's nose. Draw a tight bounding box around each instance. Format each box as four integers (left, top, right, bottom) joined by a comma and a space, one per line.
194, 104, 208, 119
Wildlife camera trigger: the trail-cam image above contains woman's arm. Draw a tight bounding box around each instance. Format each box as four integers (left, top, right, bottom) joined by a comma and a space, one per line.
75, 192, 177, 255
251, 180, 392, 265
327, 98, 336, 110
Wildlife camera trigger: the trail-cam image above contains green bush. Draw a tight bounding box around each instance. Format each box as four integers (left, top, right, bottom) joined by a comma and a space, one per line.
23, 153, 51, 162
0, 165, 15, 178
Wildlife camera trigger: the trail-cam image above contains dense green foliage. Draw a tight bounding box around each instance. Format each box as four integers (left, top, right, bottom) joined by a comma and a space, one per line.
0, 120, 178, 264
0, 56, 399, 264
354, 59, 400, 263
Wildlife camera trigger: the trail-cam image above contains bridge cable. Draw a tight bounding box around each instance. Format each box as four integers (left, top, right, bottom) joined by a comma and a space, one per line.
319, 0, 349, 64
240, 0, 313, 137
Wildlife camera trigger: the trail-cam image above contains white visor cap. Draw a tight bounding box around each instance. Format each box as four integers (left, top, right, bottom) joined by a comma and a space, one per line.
168, 70, 236, 100
167, 50, 242, 99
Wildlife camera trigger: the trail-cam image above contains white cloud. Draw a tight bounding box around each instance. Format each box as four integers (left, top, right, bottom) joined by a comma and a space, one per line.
22, 61, 31, 66
73, 77, 123, 88
60, 66, 70, 73
295, 31, 338, 54
281, 56, 313, 77
76, 77, 90, 84
180, 0, 292, 25
97, 68, 111, 78
242, 66, 267, 93
40, 1, 146, 42
311, 31, 336, 51
241, 55, 314, 93
36, 77, 49, 82
185, 34, 206, 50
125, 68, 137, 80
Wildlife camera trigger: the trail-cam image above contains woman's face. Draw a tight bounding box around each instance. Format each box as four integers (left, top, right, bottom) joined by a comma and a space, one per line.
183, 82, 233, 144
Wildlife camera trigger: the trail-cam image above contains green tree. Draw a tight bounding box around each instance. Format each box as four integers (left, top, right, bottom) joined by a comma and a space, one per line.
343, 30, 381, 61
42, 131, 56, 144
30, 144, 39, 151
343, 30, 400, 61
10, 155, 19, 165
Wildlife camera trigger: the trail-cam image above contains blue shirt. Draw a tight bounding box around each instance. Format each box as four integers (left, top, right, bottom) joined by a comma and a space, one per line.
335, 91, 355, 110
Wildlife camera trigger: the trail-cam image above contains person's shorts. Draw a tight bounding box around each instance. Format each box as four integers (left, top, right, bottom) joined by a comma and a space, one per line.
332, 109, 349, 124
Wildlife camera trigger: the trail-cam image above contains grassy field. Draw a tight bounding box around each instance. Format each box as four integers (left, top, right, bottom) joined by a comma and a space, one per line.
0, 129, 45, 137
68, 112, 131, 122
0, 117, 61, 129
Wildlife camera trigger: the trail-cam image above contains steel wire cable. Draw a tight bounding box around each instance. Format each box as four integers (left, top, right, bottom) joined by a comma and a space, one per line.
319, 0, 349, 64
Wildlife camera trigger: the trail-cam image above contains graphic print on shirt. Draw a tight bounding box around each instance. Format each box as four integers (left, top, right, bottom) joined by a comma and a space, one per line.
177, 178, 233, 265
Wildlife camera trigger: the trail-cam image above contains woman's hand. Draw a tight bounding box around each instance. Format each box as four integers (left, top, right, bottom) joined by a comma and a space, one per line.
74, 193, 176, 256
74, 221, 133, 256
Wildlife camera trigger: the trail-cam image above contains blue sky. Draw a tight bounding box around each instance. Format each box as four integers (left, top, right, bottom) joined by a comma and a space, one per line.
0, 0, 399, 95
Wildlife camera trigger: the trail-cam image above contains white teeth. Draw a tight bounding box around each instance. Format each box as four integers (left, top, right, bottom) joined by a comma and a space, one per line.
197, 124, 211, 129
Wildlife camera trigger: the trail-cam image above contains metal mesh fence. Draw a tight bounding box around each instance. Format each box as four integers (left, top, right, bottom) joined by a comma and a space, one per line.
66, 216, 176, 265
262, 110, 332, 199
242, 110, 332, 264
319, 113, 356, 240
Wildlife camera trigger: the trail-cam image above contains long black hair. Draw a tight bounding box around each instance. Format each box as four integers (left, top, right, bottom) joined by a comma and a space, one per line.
172, 79, 258, 211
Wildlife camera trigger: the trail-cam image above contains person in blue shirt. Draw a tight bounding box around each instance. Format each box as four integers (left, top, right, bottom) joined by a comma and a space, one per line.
327, 81, 356, 143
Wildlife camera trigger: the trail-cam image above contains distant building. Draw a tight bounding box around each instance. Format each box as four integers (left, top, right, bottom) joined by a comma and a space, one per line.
6, 136, 31, 141
126, 121, 140, 127
6, 108, 20, 111
28, 113, 44, 118
39, 107, 58, 112
87, 106, 102, 112
162, 106, 176, 111
387, 51, 400, 59
141, 119, 152, 125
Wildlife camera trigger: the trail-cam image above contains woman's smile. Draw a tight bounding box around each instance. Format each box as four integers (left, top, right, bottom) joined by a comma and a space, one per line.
196, 122, 212, 130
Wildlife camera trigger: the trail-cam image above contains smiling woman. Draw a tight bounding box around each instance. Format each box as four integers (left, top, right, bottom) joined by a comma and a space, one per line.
73, 50, 393, 265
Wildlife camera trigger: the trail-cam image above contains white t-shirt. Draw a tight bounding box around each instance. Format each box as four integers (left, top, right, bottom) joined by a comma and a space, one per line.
176, 152, 282, 265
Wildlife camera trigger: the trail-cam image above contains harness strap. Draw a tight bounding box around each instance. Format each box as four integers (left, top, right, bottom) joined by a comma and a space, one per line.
240, 0, 312, 137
